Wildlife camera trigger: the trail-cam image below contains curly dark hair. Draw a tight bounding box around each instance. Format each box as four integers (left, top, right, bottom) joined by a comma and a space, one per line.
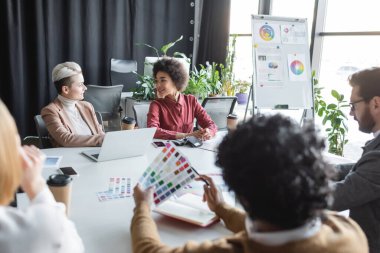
153, 57, 189, 91
216, 114, 335, 229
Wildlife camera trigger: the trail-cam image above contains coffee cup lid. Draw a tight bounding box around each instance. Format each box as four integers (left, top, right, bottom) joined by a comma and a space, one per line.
227, 114, 238, 119
122, 116, 136, 124
47, 174, 72, 186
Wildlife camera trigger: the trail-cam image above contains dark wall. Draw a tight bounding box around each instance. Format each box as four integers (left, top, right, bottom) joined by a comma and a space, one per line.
0, 0, 194, 137
196, 0, 231, 66
133, 0, 194, 74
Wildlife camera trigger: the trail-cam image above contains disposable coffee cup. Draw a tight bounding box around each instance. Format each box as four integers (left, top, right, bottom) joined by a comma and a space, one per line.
47, 174, 73, 215
227, 114, 238, 132
122, 116, 136, 130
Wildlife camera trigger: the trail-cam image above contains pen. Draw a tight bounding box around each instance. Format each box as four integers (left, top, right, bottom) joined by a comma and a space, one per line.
191, 167, 210, 186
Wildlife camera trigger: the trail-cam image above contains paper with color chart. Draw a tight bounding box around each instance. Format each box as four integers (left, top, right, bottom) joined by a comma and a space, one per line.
287, 53, 307, 82
139, 142, 197, 205
96, 177, 132, 202
253, 23, 281, 44
255, 45, 284, 87
280, 24, 307, 44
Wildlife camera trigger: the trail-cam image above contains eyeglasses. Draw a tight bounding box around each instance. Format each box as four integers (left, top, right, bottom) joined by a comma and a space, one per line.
349, 98, 366, 111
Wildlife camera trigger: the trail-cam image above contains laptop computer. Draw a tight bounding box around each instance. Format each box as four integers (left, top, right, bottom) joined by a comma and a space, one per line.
81, 128, 156, 162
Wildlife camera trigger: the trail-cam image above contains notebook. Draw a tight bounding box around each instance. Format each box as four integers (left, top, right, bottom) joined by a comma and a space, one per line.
81, 128, 156, 162
153, 193, 219, 227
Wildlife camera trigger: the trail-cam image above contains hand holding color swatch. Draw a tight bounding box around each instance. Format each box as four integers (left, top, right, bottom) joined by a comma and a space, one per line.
139, 142, 197, 205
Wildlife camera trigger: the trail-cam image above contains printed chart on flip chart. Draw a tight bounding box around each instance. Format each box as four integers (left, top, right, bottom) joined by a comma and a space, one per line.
139, 142, 197, 205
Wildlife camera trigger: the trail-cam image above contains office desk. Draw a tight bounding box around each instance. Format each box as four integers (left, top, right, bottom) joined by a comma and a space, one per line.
18, 132, 355, 253
37, 145, 231, 253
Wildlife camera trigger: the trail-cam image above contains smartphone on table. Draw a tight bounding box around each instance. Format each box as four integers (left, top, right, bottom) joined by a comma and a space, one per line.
59, 166, 79, 177
152, 141, 166, 148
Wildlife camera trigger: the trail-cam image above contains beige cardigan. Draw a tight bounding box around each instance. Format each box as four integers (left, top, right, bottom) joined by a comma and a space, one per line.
131, 202, 368, 253
41, 98, 104, 147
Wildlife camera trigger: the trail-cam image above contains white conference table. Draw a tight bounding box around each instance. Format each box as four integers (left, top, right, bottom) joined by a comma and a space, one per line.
38, 144, 231, 253
18, 130, 355, 253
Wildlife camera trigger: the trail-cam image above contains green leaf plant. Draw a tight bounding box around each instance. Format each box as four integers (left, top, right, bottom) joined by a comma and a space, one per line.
184, 62, 223, 99
133, 35, 190, 100
136, 35, 190, 65
132, 71, 155, 101
235, 79, 250, 94
205, 62, 222, 96
313, 71, 349, 156
184, 66, 209, 99
221, 35, 237, 96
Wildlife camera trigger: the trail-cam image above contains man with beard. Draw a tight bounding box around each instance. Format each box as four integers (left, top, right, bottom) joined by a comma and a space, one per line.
331, 67, 380, 253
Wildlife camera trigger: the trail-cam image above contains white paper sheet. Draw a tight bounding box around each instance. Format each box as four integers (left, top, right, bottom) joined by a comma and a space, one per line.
287, 53, 307, 82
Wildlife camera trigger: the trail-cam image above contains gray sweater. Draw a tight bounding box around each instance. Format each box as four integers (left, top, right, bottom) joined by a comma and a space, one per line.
332, 134, 380, 253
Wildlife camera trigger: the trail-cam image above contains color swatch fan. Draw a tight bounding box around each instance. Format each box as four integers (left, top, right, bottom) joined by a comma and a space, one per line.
139, 142, 197, 205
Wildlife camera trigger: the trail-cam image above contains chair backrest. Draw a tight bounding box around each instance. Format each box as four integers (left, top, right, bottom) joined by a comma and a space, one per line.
199, 96, 237, 130
84, 85, 123, 131
84, 84, 123, 118
110, 58, 138, 92
133, 103, 151, 128
22, 136, 41, 148
34, 115, 52, 148
95, 111, 104, 131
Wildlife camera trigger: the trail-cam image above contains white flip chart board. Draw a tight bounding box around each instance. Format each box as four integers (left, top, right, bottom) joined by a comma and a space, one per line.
251, 15, 313, 109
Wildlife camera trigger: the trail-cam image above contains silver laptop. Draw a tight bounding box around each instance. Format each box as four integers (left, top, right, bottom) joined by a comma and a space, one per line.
82, 128, 156, 162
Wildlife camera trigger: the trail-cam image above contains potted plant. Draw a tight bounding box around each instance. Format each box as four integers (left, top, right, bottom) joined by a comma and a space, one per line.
132, 72, 155, 101
138, 35, 190, 76
313, 71, 349, 156
235, 79, 250, 104
221, 35, 237, 96
205, 62, 222, 96
184, 66, 209, 100
184, 62, 224, 99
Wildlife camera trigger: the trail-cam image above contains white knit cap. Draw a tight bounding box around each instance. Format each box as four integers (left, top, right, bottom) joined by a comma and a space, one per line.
52, 62, 82, 82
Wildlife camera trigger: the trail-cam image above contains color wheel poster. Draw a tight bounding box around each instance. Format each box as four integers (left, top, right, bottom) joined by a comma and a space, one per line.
253, 23, 281, 44
255, 45, 284, 87
280, 24, 307, 44
287, 54, 307, 82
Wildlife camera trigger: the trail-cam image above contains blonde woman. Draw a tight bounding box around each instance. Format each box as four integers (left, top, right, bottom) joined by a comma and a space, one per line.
41, 61, 104, 147
0, 100, 84, 252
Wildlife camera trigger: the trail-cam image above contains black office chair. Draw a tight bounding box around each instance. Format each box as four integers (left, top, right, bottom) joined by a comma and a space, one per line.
34, 115, 53, 148
22, 136, 41, 147
84, 85, 123, 132
197, 96, 237, 130
110, 58, 138, 92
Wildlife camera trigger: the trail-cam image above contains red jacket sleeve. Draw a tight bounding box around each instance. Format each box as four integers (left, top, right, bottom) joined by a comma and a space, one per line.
147, 101, 178, 140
